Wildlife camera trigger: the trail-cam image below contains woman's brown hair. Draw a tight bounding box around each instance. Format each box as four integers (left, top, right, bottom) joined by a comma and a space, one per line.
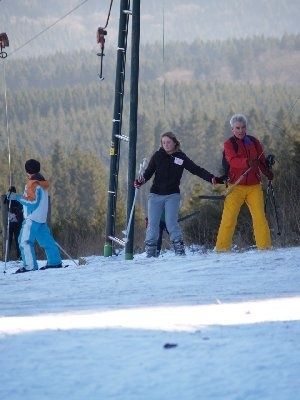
160, 131, 181, 151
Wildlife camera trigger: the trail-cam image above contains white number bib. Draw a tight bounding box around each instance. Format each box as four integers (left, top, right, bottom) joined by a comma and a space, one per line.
174, 157, 183, 166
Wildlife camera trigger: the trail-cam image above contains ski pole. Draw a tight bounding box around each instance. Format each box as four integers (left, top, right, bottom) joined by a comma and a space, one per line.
123, 158, 147, 243
196, 168, 254, 202
264, 181, 271, 212
123, 188, 138, 243
3, 197, 11, 274
224, 151, 265, 196
55, 241, 79, 267
267, 182, 281, 236
178, 210, 201, 222
223, 166, 252, 196
198, 195, 225, 201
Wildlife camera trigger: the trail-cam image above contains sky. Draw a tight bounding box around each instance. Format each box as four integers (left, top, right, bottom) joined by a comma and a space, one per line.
0, 245, 299, 400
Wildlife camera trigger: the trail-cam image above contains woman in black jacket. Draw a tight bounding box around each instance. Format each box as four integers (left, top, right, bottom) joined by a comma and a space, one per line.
134, 131, 220, 257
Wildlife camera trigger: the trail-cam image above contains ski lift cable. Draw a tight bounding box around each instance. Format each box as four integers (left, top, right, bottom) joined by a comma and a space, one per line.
2, 62, 12, 188
103, 0, 114, 30
8, 0, 90, 57
2, 60, 12, 273
162, 1, 166, 114
269, 96, 300, 137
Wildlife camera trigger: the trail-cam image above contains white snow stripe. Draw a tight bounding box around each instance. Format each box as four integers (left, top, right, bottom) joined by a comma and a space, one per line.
1, 296, 300, 335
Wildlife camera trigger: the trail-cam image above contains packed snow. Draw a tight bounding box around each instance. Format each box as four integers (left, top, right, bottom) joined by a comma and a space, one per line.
0, 246, 300, 400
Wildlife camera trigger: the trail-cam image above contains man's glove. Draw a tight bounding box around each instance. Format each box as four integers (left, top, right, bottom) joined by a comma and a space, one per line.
6, 192, 17, 201
265, 169, 274, 181
247, 158, 259, 168
212, 176, 226, 185
133, 176, 145, 188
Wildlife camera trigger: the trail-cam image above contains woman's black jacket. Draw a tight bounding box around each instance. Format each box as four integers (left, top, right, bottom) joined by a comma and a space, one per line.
143, 148, 214, 195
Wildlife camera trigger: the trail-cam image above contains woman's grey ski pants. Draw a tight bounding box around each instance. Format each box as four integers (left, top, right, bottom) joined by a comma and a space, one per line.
145, 193, 182, 246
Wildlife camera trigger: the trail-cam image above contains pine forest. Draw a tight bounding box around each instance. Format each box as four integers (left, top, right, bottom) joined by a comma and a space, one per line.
0, 34, 299, 256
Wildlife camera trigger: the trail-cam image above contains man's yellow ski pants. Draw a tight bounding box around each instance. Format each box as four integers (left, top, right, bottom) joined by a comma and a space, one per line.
215, 184, 271, 251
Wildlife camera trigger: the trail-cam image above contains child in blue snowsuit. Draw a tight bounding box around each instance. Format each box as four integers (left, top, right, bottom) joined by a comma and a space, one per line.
7, 159, 62, 273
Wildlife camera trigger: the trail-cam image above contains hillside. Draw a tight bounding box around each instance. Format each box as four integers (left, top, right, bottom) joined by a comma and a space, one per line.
0, 34, 299, 255
1, 36, 299, 163
0, 0, 299, 58
3, 35, 300, 92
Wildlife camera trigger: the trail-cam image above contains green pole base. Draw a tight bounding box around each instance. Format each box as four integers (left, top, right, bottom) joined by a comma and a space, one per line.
104, 244, 112, 257
125, 252, 134, 260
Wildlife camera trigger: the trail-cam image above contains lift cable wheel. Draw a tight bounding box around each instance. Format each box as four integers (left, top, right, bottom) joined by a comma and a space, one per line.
96, 0, 114, 80
0, 33, 9, 58
97, 27, 107, 80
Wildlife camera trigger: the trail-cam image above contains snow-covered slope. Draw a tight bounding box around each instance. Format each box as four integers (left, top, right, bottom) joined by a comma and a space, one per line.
0, 247, 299, 400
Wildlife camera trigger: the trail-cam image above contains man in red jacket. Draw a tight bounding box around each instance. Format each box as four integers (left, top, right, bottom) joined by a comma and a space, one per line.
215, 114, 273, 251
